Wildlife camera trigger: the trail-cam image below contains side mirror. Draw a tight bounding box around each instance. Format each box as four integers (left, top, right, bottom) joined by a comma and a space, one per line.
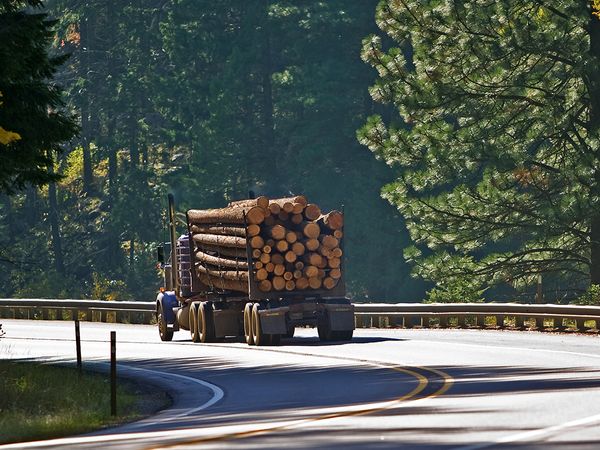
157, 246, 165, 264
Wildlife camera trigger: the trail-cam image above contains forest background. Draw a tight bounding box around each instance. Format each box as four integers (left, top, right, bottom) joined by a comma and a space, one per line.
0, 0, 428, 302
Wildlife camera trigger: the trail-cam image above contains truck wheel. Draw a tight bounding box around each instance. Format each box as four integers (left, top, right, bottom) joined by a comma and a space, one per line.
198, 301, 216, 343
244, 303, 254, 345
158, 304, 173, 342
285, 324, 295, 339
317, 318, 333, 342
190, 303, 200, 343
252, 303, 267, 346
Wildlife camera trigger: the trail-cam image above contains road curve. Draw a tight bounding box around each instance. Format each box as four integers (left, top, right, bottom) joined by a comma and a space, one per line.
1, 319, 600, 449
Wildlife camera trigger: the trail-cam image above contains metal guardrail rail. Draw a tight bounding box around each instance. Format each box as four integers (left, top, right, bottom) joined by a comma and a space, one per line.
1, 299, 600, 332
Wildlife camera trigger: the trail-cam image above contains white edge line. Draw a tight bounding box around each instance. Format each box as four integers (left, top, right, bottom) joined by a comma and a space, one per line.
0, 362, 224, 450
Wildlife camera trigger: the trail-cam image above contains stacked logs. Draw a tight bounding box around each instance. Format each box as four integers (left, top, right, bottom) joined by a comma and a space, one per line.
187, 195, 343, 293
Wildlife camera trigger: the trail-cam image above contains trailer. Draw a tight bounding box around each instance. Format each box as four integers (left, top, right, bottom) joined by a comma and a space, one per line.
155, 194, 354, 346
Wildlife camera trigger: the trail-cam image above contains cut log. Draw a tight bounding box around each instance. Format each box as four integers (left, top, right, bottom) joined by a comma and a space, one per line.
302, 222, 320, 239
264, 215, 276, 226
272, 276, 286, 291
196, 264, 248, 281
274, 264, 286, 276
283, 271, 294, 281
249, 235, 265, 249
276, 240, 289, 253
317, 258, 328, 269
296, 277, 309, 290
323, 277, 337, 290
317, 210, 343, 230
304, 204, 321, 221
331, 247, 343, 258
305, 238, 319, 251
259, 253, 270, 264
321, 235, 339, 249
228, 196, 269, 210
197, 273, 248, 292
262, 245, 272, 254
265, 262, 275, 273
254, 261, 264, 270
270, 195, 308, 207
191, 225, 247, 237
271, 253, 284, 265
266, 238, 275, 247
307, 253, 323, 267
247, 224, 261, 237
258, 280, 272, 292
328, 257, 341, 269
197, 245, 247, 259
285, 231, 298, 243
333, 230, 343, 239
304, 265, 318, 278
255, 268, 269, 281
195, 251, 248, 270
292, 203, 305, 215
285, 280, 296, 291
293, 270, 303, 279
252, 248, 261, 259
267, 225, 286, 240
329, 268, 342, 279
284, 251, 297, 263
193, 233, 246, 249
278, 211, 289, 221
308, 277, 322, 289
291, 242, 305, 256
291, 213, 303, 225
188, 205, 265, 225
295, 261, 304, 270
268, 203, 281, 215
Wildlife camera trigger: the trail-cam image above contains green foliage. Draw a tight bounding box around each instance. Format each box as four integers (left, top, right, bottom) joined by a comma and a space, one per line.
359, 1, 600, 298
0, 0, 78, 193
572, 284, 600, 306
425, 278, 486, 304
0, 360, 165, 444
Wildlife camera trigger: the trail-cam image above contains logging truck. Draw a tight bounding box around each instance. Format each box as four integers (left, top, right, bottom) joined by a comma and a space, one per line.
155, 194, 354, 346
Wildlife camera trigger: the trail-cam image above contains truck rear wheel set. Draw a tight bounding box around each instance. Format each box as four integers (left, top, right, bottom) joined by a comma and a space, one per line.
243, 302, 282, 346
189, 301, 216, 343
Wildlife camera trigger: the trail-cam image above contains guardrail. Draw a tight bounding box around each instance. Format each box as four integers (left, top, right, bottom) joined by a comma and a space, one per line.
1, 299, 600, 332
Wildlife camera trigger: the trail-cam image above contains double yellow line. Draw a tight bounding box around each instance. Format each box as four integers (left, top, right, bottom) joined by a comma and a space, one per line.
148, 355, 453, 449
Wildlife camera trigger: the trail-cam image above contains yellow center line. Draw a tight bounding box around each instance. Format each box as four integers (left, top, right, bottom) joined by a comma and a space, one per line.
148, 363, 453, 449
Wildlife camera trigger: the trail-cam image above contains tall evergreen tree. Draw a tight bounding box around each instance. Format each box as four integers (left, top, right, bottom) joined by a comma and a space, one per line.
359, 1, 600, 299
0, 0, 78, 193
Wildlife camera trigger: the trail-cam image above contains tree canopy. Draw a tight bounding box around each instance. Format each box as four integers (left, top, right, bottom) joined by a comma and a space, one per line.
0, 0, 77, 193
359, 1, 600, 300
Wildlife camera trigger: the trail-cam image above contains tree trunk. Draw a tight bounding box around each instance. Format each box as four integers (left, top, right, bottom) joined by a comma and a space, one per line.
80, 15, 94, 194
47, 174, 64, 274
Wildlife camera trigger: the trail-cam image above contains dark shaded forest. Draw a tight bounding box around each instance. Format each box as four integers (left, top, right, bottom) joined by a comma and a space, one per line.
0, 1, 427, 302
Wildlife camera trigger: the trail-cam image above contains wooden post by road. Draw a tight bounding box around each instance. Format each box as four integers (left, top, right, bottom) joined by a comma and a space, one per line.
110, 331, 116, 416
74, 320, 82, 373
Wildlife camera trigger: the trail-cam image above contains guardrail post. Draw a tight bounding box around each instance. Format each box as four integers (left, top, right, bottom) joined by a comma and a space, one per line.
553, 317, 565, 331
576, 319, 589, 332
457, 315, 466, 328
596, 319, 600, 331
438, 316, 447, 328
535, 317, 545, 330
515, 315, 525, 330
110, 331, 117, 416
495, 315, 505, 329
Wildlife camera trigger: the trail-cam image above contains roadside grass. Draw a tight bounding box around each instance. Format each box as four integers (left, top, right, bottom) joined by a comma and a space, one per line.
0, 360, 170, 444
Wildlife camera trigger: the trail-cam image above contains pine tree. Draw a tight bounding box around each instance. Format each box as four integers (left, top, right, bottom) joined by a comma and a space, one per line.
0, 0, 78, 193
359, 1, 600, 299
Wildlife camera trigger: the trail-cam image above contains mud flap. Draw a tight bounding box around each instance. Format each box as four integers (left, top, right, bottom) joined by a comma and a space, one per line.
259, 307, 289, 334
324, 302, 355, 331
213, 309, 241, 338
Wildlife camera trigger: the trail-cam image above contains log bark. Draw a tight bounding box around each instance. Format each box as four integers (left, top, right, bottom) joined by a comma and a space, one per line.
196, 245, 247, 259
188, 205, 265, 225
304, 204, 321, 221
317, 210, 343, 230
195, 251, 249, 270
193, 233, 246, 249
197, 272, 248, 292
196, 263, 248, 281
270, 195, 308, 207
228, 196, 269, 209
191, 224, 247, 237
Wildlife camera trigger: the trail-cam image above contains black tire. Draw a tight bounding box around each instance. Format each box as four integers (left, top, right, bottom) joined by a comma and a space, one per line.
190, 303, 200, 343
252, 303, 267, 346
244, 302, 254, 345
333, 329, 353, 341
285, 324, 295, 339
198, 301, 216, 343
157, 304, 173, 342
317, 316, 333, 342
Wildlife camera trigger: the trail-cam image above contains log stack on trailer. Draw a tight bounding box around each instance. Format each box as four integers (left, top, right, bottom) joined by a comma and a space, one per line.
186, 195, 344, 296
155, 194, 354, 346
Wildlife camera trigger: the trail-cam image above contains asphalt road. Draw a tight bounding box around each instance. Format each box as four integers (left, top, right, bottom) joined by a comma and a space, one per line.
2, 319, 600, 449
